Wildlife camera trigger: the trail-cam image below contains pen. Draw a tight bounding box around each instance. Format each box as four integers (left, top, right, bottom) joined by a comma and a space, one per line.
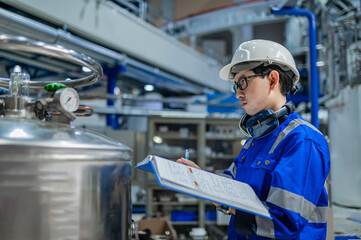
185, 149, 189, 160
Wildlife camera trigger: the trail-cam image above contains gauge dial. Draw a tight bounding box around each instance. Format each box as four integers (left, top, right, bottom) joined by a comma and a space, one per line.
55, 88, 79, 112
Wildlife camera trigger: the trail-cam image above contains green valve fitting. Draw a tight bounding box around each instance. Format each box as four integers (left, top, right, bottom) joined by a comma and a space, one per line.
44, 83, 67, 92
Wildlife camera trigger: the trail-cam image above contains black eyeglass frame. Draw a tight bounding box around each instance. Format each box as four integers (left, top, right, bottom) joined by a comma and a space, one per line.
232, 73, 264, 93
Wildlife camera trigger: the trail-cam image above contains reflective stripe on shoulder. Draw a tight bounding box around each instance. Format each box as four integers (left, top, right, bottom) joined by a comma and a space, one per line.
269, 118, 322, 154
267, 187, 328, 223
243, 138, 253, 149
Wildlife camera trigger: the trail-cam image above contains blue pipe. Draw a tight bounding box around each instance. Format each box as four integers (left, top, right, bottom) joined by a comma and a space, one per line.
271, 7, 320, 129
104, 63, 126, 129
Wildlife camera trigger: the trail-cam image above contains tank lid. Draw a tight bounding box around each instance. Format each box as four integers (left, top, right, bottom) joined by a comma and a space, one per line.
0, 119, 132, 161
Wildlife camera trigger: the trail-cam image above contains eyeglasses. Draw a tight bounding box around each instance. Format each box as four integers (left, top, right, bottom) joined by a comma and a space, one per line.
232, 74, 263, 93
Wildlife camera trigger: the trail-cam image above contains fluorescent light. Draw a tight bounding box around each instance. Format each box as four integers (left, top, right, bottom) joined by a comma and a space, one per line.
9, 128, 28, 138
114, 87, 121, 95
316, 61, 325, 67
144, 84, 154, 91
153, 136, 163, 144
82, 66, 91, 72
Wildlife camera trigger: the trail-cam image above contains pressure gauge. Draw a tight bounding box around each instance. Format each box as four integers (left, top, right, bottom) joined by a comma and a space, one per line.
54, 88, 79, 112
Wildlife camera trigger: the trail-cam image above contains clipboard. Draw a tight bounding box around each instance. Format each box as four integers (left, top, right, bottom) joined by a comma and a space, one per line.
136, 155, 271, 219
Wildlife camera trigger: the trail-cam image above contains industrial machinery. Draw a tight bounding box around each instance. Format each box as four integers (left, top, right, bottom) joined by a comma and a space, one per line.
322, 2, 361, 211
0, 35, 132, 240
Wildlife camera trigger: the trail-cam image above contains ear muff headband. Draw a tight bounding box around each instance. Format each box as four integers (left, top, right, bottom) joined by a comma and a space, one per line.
238, 101, 295, 139
239, 114, 251, 137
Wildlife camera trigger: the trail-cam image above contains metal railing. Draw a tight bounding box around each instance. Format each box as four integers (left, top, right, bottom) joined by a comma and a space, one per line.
109, 0, 171, 26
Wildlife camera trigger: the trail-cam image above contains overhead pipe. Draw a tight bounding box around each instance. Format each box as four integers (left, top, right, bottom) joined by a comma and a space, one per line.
271, 7, 320, 129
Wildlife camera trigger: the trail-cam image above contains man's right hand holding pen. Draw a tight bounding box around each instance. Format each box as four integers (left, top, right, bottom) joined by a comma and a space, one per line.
176, 149, 201, 169
176, 158, 201, 169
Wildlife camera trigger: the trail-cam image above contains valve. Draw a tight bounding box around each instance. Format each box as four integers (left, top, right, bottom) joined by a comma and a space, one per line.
34, 85, 80, 122
0, 34, 102, 123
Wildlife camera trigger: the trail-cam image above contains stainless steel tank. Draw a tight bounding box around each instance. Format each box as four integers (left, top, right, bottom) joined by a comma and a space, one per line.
0, 35, 133, 240
0, 119, 132, 240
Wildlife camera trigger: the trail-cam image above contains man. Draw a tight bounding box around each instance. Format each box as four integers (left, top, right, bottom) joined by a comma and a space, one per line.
178, 40, 330, 239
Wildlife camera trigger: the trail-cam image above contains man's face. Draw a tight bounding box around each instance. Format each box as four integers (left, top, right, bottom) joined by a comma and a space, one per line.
233, 70, 270, 116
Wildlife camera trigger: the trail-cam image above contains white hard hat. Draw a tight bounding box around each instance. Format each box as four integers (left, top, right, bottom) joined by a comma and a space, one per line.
219, 39, 299, 84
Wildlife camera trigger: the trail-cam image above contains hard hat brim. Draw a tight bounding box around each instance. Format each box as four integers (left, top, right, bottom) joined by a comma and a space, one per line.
219, 59, 300, 84
219, 61, 263, 80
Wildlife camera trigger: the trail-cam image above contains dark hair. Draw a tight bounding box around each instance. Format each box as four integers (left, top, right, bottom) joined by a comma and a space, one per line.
251, 64, 294, 96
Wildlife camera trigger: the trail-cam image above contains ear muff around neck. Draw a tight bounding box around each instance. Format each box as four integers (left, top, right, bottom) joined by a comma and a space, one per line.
239, 114, 252, 137
238, 101, 295, 139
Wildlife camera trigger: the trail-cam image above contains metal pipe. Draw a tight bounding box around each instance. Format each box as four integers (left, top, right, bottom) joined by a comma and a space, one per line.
271, 7, 320, 129
0, 34, 103, 88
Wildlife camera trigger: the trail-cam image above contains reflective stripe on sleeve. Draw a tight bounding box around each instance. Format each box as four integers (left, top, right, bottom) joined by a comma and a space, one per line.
309, 206, 328, 223
267, 187, 328, 223
255, 215, 275, 238
255, 205, 327, 238
269, 119, 322, 154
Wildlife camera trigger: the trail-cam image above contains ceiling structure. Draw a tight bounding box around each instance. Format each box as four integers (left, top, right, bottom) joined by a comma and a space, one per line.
0, 1, 230, 97
0, 0, 300, 98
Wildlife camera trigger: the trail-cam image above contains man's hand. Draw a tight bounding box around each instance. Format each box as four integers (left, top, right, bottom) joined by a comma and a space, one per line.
213, 202, 236, 214
176, 157, 201, 169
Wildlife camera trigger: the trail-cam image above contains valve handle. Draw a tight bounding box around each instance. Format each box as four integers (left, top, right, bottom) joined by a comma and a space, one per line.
44, 83, 67, 92
0, 34, 103, 88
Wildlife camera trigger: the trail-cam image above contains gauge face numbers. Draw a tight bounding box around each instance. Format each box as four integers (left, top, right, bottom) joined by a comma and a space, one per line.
56, 88, 79, 112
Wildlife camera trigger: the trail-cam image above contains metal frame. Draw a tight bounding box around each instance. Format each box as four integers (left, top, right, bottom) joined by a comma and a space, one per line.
160, 0, 287, 39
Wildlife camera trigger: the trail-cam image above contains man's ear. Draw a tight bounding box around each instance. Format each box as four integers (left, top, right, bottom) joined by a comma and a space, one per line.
268, 70, 280, 90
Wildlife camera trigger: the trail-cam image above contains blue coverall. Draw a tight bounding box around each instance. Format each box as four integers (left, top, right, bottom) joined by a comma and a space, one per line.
226, 112, 330, 240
